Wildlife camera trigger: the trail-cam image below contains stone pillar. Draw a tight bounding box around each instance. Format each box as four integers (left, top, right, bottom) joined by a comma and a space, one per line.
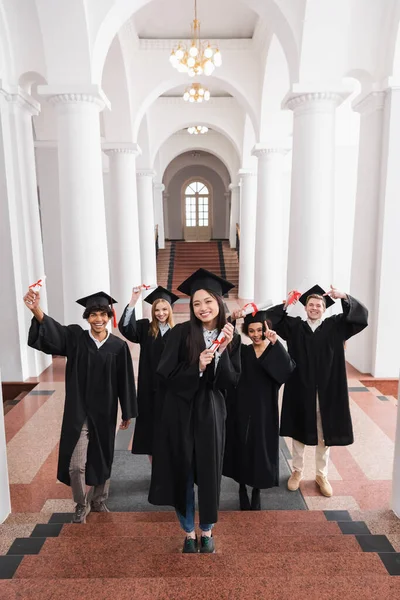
238, 169, 257, 300
0, 82, 50, 379
347, 92, 385, 374
229, 183, 240, 248
136, 170, 157, 287
284, 92, 343, 290
393, 370, 400, 516
163, 191, 170, 240
0, 370, 11, 522
153, 181, 165, 250
103, 144, 142, 318
39, 85, 110, 325
252, 146, 287, 304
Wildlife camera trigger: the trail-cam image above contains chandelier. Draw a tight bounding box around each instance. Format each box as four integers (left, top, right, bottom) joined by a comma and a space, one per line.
188, 126, 208, 135
183, 83, 210, 103
169, 0, 222, 77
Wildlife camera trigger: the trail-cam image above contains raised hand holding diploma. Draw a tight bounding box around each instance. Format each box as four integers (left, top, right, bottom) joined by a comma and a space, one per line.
23, 289, 44, 322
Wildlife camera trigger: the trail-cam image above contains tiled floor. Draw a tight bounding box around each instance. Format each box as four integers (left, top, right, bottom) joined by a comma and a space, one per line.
2, 303, 399, 554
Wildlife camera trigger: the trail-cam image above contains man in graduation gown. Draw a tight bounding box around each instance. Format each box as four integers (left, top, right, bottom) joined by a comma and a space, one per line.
24, 288, 137, 523
266, 285, 368, 497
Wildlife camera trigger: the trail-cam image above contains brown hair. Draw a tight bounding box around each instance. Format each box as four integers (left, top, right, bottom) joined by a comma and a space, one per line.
306, 294, 326, 306
149, 299, 174, 338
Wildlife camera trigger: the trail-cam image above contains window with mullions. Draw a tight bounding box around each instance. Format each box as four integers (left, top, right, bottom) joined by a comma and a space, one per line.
185, 181, 209, 227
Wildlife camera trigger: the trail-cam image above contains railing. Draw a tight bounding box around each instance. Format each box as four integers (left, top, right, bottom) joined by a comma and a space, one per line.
155, 224, 159, 258
235, 223, 240, 258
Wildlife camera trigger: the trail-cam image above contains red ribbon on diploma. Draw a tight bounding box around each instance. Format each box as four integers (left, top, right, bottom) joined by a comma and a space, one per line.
209, 335, 226, 353
243, 302, 259, 317
29, 279, 43, 290
286, 290, 301, 305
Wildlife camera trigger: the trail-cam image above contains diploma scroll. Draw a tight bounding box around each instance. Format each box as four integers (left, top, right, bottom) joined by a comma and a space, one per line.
242, 299, 273, 317
209, 331, 227, 354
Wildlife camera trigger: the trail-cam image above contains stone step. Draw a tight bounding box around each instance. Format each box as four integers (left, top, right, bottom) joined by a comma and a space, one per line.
58, 521, 343, 538
38, 534, 362, 557
3, 575, 400, 600
14, 552, 388, 580
84, 509, 328, 524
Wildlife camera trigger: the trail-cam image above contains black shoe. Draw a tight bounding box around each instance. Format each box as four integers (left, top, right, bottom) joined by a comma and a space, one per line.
91, 501, 110, 512
239, 484, 251, 510
182, 535, 198, 553
251, 487, 261, 511
200, 534, 215, 554
72, 503, 91, 524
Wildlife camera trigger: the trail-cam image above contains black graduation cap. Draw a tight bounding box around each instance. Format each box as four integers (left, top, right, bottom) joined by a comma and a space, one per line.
144, 286, 179, 306
299, 285, 335, 309
76, 291, 118, 327
177, 268, 235, 297
244, 310, 268, 326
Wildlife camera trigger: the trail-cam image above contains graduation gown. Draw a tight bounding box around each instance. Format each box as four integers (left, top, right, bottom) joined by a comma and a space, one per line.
28, 315, 137, 486
118, 306, 169, 455
148, 321, 241, 525
266, 295, 368, 446
223, 341, 296, 489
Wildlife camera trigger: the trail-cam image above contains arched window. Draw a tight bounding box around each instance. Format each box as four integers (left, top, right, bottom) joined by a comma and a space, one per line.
185, 181, 209, 228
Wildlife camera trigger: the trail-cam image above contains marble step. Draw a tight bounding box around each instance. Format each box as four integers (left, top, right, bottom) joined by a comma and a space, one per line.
13, 551, 388, 580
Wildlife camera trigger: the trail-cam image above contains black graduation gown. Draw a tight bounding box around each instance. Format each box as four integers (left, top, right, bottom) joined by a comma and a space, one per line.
118, 306, 169, 455
223, 341, 296, 489
28, 315, 137, 486
266, 295, 368, 446
148, 321, 241, 525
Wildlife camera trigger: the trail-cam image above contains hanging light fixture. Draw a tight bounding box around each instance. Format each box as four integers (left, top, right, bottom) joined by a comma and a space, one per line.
183, 82, 211, 103
188, 126, 209, 135
169, 0, 222, 77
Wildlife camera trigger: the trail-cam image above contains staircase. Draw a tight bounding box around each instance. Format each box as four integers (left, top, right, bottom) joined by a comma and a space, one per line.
156, 240, 239, 299
2, 510, 400, 598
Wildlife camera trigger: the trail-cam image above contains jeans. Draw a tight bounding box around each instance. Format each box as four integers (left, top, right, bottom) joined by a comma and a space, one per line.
175, 471, 214, 533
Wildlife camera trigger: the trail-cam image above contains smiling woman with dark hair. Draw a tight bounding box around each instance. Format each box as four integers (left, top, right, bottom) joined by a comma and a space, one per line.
149, 269, 241, 554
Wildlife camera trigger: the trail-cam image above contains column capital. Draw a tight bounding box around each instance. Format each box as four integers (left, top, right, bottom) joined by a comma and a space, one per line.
228, 183, 240, 191
352, 91, 386, 115
238, 168, 257, 178
0, 80, 40, 115
283, 90, 346, 114
103, 142, 141, 156
137, 169, 156, 179
251, 144, 289, 158
37, 84, 110, 111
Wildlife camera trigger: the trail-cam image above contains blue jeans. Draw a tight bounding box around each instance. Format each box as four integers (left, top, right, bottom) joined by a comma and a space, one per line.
175, 471, 214, 534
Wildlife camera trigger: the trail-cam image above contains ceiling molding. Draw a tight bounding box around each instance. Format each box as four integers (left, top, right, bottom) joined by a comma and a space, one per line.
138, 38, 253, 51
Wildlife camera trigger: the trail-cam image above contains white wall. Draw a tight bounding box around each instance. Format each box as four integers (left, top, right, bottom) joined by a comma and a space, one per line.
0, 370, 11, 522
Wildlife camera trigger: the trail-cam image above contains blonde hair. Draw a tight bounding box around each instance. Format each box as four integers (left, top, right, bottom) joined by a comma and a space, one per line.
149, 299, 174, 338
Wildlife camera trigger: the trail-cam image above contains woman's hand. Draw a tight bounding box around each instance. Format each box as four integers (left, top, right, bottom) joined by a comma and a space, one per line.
230, 308, 246, 321
129, 287, 142, 307
119, 419, 131, 430
264, 321, 277, 345
217, 322, 234, 354
24, 289, 40, 310
199, 348, 214, 372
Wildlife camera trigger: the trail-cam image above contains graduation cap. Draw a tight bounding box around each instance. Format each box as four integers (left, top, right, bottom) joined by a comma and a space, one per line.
144, 286, 179, 306
177, 268, 235, 297
76, 291, 118, 327
243, 310, 268, 326
298, 285, 335, 309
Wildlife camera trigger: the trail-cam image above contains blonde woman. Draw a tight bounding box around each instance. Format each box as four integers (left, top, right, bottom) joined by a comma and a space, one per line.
119, 286, 178, 458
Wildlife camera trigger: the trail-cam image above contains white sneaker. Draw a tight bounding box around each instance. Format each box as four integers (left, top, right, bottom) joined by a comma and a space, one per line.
287, 471, 303, 491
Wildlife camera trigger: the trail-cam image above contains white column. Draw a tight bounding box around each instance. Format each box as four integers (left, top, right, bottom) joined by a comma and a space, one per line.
238, 169, 257, 300
284, 92, 343, 290
229, 183, 240, 248
39, 85, 110, 325
371, 86, 400, 376
347, 92, 385, 374
163, 191, 170, 240
136, 169, 157, 286
0, 370, 11, 522
252, 146, 287, 304
392, 369, 400, 516
103, 144, 142, 318
153, 181, 165, 250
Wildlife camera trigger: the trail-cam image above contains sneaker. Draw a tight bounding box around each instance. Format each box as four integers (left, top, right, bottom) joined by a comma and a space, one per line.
315, 475, 333, 497
72, 503, 91, 524
182, 535, 198, 554
200, 535, 215, 554
287, 471, 303, 491
91, 501, 110, 512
